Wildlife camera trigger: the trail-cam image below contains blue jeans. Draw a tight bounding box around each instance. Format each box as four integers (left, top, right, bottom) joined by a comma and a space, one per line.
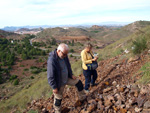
83, 69, 97, 90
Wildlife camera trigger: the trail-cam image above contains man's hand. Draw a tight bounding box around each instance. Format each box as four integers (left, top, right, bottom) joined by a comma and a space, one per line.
72, 75, 77, 80
53, 88, 58, 94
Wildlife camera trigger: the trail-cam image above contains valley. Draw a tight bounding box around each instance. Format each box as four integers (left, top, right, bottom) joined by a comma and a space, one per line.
0, 20, 150, 113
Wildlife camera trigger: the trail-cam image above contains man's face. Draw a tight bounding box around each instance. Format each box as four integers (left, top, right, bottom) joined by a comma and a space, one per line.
58, 49, 68, 59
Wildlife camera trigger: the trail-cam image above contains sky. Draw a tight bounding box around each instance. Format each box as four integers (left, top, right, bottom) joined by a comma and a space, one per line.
0, 0, 150, 28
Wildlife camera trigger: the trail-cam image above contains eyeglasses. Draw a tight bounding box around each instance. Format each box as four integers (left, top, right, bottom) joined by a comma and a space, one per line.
60, 50, 68, 56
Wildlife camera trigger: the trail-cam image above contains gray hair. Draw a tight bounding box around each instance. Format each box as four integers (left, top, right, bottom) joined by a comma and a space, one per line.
57, 43, 69, 52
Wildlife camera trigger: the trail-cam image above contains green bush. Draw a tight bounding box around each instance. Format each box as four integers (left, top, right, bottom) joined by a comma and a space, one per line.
30, 76, 34, 79
24, 68, 29, 71
0, 76, 3, 84
31, 68, 41, 74
70, 49, 74, 53
70, 54, 73, 57
48, 46, 52, 48
132, 36, 147, 54
20, 65, 25, 67
39, 58, 43, 62
8, 66, 12, 70
9, 75, 18, 81
30, 66, 37, 69
42, 68, 47, 72
14, 79, 19, 85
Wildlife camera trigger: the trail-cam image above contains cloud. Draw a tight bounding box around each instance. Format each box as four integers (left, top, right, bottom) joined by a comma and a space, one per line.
0, 0, 150, 27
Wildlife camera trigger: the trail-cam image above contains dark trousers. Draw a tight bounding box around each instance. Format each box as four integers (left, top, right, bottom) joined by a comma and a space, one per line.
83, 69, 97, 90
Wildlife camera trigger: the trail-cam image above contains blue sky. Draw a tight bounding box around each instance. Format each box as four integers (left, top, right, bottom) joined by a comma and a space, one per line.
0, 0, 150, 28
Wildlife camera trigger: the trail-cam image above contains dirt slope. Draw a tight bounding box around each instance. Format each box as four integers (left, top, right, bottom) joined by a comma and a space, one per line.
25, 51, 150, 113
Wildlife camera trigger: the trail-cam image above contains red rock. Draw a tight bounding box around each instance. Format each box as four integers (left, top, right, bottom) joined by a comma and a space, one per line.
97, 100, 104, 110
46, 104, 52, 112
74, 100, 82, 107
103, 87, 112, 93
104, 99, 112, 107
61, 107, 70, 113
118, 87, 125, 92
113, 106, 118, 111
120, 108, 127, 113
87, 103, 97, 113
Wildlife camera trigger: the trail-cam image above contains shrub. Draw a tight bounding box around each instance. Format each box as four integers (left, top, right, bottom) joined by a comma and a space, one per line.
14, 79, 19, 85
30, 76, 34, 79
24, 68, 29, 71
132, 36, 147, 55
42, 68, 47, 72
48, 46, 51, 48
20, 65, 25, 67
96, 46, 99, 49
70, 49, 74, 53
9, 75, 18, 81
0, 76, 3, 84
8, 66, 12, 70
31, 68, 41, 74
70, 54, 73, 57
39, 58, 43, 62
30, 66, 37, 69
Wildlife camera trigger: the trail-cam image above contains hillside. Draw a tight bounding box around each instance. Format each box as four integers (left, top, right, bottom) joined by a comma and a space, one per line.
25, 23, 150, 113
0, 21, 150, 113
94, 21, 150, 42
35, 21, 150, 44
36, 27, 91, 42
25, 50, 150, 113
0, 29, 25, 40
15, 27, 44, 35
0, 29, 18, 38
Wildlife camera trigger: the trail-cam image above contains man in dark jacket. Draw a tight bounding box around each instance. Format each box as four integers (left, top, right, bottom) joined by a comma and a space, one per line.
47, 43, 86, 113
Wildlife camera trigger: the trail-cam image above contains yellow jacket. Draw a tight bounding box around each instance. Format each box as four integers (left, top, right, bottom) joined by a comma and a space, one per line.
81, 49, 94, 70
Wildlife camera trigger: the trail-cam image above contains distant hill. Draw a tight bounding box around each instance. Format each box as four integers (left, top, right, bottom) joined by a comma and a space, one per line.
0, 29, 17, 38
2, 25, 49, 32
0, 29, 24, 40
96, 20, 150, 42
16, 27, 44, 32
1, 21, 130, 32
36, 27, 92, 41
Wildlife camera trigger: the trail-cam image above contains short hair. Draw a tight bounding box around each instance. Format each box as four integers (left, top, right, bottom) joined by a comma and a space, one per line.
85, 43, 93, 49
57, 43, 69, 52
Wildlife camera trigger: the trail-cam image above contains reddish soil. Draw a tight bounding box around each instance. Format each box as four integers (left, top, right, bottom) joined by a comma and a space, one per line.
10, 58, 46, 78
25, 51, 150, 113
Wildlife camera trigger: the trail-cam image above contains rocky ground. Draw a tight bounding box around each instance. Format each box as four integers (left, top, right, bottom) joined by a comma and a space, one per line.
25, 51, 150, 113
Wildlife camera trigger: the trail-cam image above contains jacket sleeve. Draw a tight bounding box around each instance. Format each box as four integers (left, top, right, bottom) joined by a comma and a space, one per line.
81, 51, 92, 64
47, 58, 57, 89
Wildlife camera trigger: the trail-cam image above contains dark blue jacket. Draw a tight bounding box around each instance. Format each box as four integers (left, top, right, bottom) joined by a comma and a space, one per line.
47, 49, 73, 90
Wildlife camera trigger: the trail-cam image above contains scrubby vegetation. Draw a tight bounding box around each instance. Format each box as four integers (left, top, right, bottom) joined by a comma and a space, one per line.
132, 36, 147, 55
137, 62, 150, 84
0, 21, 150, 113
0, 34, 48, 84
0, 72, 51, 113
